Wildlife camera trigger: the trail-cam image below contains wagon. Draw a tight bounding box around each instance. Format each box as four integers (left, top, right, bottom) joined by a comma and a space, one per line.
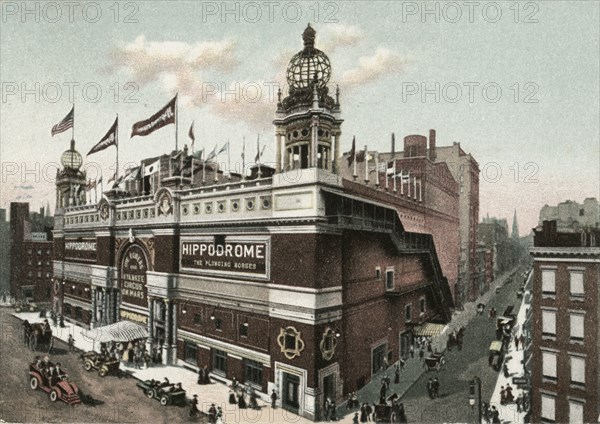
373, 394, 407, 423
80, 351, 122, 377
488, 341, 504, 371
28, 362, 81, 405
424, 353, 446, 372
136, 379, 187, 406
24, 322, 53, 352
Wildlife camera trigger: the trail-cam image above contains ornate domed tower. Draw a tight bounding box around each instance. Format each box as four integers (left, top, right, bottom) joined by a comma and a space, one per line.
55, 139, 87, 209
274, 24, 343, 173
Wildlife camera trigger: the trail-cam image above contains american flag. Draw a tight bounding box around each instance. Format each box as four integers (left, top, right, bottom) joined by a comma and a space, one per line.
51, 106, 74, 136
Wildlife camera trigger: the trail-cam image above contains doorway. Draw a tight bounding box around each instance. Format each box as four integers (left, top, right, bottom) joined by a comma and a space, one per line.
282, 372, 300, 412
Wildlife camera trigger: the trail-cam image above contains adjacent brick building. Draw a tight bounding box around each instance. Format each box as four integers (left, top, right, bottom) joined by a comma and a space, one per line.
9, 203, 54, 302
530, 220, 600, 423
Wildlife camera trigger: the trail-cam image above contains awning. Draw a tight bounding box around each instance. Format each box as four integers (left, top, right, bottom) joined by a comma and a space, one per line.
413, 323, 448, 337
489, 341, 503, 352
81, 320, 148, 343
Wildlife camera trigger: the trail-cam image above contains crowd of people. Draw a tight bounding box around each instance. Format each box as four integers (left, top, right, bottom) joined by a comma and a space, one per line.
94, 340, 162, 369
225, 377, 261, 411
32, 355, 67, 384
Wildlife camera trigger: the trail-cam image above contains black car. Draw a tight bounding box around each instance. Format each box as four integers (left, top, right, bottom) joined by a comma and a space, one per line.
136, 379, 187, 406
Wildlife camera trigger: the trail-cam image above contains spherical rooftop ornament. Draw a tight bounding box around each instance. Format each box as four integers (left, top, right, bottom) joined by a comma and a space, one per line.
61, 139, 83, 170
286, 24, 331, 90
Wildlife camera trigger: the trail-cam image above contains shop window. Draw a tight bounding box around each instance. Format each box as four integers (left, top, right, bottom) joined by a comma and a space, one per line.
75, 307, 83, 321
64, 304, 72, 316
213, 349, 227, 375
184, 341, 198, 365
244, 359, 263, 387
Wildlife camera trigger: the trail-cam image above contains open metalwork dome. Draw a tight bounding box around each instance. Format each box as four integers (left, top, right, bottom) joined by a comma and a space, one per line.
61, 140, 83, 170
286, 24, 331, 90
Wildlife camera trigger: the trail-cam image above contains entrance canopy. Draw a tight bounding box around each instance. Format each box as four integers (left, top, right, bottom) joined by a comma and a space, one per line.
413, 323, 448, 337
82, 321, 148, 343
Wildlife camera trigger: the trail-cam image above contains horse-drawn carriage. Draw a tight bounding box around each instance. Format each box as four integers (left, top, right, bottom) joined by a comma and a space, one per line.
446, 327, 465, 351
373, 393, 407, 423
488, 340, 504, 371
23, 320, 53, 351
80, 351, 121, 377
424, 353, 446, 372
495, 306, 516, 340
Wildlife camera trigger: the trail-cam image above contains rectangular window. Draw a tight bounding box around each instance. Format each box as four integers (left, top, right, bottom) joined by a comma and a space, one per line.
215, 318, 223, 331
239, 323, 249, 337
541, 394, 556, 422
570, 313, 584, 342
405, 304, 412, 322
570, 356, 585, 386
193, 313, 202, 325
372, 343, 386, 374
244, 359, 263, 387
213, 349, 227, 374
419, 298, 426, 314
75, 307, 83, 321
285, 334, 296, 350
542, 351, 557, 381
376, 267, 381, 280
569, 401, 584, 424
386, 270, 394, 290
542, 310, 556, 337
184, 341, 197, 365
570, 272, 584, 298
542, 270, 556, 296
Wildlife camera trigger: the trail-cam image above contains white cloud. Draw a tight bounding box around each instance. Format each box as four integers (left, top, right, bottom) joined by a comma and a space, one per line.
319, 24, 364, 53
341, 47, 408, 90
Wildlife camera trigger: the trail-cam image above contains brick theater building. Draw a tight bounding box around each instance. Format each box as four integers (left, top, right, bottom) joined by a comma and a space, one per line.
52, 25, 455, 420
530, 220, 600, 423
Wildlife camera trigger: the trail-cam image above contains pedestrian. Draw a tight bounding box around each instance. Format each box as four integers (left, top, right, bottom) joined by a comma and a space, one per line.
67, 334, 75, 353
228, 390, 237, 404
353, 412, 360, 424
432, 377, 440, 398
500, 386, 506, 405
400, 357, 406, 371
419, 348, 425, 362
394, 365, 400, 384
203, 365, 211, 384
189, 394, 200, 418
330, 402, 338, 421
324, 397, 331, 421
409, 345, 415, 359
360, 404, 368, 423
516, 393, 523, 412
491, 406, 500, 423
208, 403, 217, 424
47, 337, 54, 354
427, 340, 433, 353
426, 378, 433, 399
519, 334, 526, 349
380, 381, 387, 401
216, 406, 223, 424
238, 392, 247, 409
367, 403, 374, 421
514, 335, 520, 350
197, 367, 204, 385
271, 389, 278, 409
383, 355, 389, 370
505, 384, 514, 403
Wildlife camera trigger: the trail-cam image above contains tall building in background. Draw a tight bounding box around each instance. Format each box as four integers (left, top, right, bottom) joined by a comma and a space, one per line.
530, 219, 600, 423
0, 208, 10, 293
539, 198, 599, 229
9, 203, 54, 302
512, 210, 519, 240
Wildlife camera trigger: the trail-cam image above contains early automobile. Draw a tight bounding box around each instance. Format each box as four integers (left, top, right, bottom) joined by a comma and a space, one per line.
488, 340, 504, 371
28, 362, 81, 404
136, 379, 187, 406
424, 353, 446, 372
374, 394, 407, 423
80, 351, 121, 377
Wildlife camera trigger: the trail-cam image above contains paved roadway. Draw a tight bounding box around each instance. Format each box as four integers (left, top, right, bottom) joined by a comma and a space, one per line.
0, 308, 207, 423
399, 266, 527, 423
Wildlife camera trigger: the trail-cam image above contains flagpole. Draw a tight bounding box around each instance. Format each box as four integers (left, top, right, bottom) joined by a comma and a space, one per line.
364, 145, 368, 184
353, 138, 357, 180
214, 149, 219, 183
94, 181, 98, 204
72, 103, 75, 142
175, 94, 179, 152
394, 163, 398, 193
227, 140, 231, 180
242, 136, 246, 180
115, 114, 120, 180
385, 161, 389, 190
375, 152, 379, 188
257, 134, 262, 179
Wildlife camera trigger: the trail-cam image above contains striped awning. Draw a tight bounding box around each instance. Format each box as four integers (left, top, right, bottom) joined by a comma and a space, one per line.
82, 320, 148, 343
413, 323, 448, 337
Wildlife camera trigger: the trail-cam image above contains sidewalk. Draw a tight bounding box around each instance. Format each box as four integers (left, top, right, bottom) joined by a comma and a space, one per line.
12, 311, 312, 424
488, 295, 528, 424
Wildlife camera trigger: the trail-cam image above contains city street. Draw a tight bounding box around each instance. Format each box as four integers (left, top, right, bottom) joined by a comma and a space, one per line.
0, 308, 207, 423
397, 267, 527, 423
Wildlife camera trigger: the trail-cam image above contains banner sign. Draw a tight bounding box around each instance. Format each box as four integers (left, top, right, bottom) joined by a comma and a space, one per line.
120, 244, 148, 307
180, 239, 268, 277
65, 238, 97, 262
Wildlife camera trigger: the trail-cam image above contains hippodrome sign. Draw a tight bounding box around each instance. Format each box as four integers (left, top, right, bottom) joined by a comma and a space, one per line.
120, 244, 148, 307
65, 239, 97, 262
180, 241, 267, 275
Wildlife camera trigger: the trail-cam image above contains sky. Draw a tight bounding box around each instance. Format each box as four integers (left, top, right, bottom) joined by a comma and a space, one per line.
1, 1, 599, 235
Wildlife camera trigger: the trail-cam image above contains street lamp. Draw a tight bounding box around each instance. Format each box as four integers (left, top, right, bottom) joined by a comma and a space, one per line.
469, 376, 482, 424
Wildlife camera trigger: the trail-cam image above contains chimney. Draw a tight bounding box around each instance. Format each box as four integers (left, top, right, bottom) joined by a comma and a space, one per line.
429, 129, 436, 162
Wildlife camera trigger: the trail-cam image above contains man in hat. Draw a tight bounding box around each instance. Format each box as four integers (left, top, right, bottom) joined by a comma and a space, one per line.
271, 389, 278, 409
188, 394, 200, 418
208, 403, 217, 423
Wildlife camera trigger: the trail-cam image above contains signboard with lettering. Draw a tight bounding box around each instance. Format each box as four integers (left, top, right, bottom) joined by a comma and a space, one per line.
120, 309, 148, 325
120, 244, 148, 307
512, 377, 529, 385
180, 237, 269, 278
31, 232, 48, 242
65, 238, 97, 262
